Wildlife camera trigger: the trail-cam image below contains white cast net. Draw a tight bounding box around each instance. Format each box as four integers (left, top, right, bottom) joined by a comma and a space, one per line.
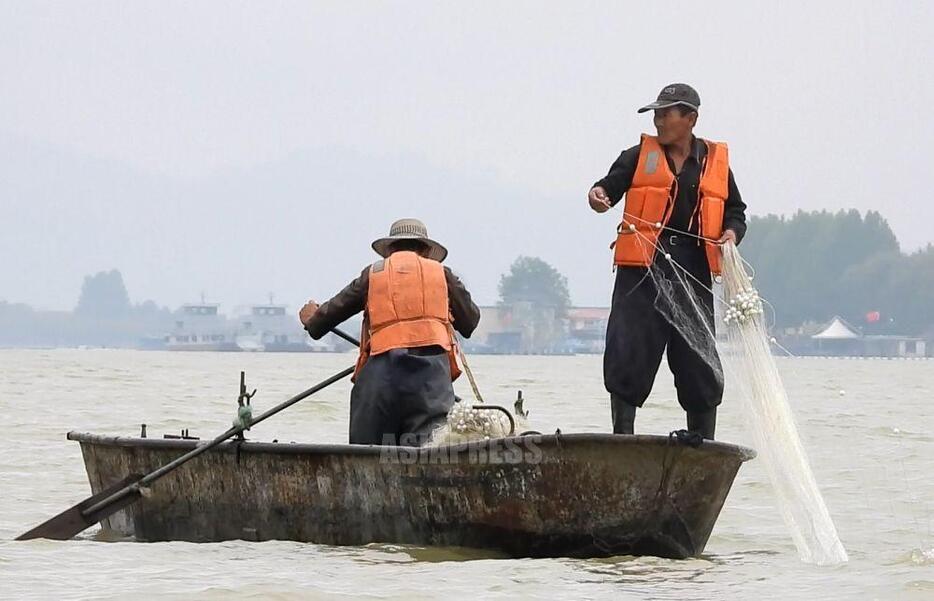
719, 241, 848, 565
625, 222, 847, 565
427, 402, 515, 445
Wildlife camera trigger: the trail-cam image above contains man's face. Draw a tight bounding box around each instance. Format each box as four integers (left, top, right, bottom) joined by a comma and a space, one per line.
653, 105, 696, 145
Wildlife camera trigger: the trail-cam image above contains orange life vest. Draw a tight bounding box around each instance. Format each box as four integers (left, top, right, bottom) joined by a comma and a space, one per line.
612, 134, 729, 274
353, 251, 462, 381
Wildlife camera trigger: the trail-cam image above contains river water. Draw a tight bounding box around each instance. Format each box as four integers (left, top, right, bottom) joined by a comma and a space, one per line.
1, 349, 931, 600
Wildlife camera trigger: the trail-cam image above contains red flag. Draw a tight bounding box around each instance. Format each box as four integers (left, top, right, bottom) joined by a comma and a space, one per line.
866, 311, 880, 323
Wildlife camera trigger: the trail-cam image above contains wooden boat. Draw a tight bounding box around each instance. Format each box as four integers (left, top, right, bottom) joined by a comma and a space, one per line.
68, 431, 755, 559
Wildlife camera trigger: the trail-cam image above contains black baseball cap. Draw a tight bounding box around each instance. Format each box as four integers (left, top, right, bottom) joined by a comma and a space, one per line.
637, 83, 701, 113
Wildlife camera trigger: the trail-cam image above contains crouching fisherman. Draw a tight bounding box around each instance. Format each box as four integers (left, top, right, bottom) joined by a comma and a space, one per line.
299, 219, 480, 446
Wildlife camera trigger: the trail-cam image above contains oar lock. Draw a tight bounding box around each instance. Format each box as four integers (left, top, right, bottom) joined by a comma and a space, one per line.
142, 371, 260, 442
139, 424, 201, 440
234, 370, 257, 435
162, 428, 199, 440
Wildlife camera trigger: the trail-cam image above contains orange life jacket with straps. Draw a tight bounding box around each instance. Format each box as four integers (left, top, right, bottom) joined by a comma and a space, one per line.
612, 134, 729, 274
353, 251, 462, 382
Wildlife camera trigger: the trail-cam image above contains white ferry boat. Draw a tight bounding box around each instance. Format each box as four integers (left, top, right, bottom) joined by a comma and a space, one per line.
164, 303, 239, 351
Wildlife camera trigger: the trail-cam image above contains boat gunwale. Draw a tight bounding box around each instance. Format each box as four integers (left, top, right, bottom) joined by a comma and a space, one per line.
66, 431, 756, 461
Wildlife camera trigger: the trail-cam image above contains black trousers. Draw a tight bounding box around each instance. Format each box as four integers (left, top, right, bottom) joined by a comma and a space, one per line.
603, 240, 723, 412
349, 347, 455, 446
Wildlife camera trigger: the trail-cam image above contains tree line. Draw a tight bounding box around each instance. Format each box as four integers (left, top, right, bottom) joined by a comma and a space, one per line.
3, 211, 933, 348
0, 270, 172, 347
494, 210, 934, 338
739, 210, 933, 335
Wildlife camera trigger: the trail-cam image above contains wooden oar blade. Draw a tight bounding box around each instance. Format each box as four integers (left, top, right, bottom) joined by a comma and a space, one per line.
16, 475, 141, 541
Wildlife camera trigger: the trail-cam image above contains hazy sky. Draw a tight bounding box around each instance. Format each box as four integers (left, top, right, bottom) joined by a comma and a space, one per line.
2, 1, 933, 312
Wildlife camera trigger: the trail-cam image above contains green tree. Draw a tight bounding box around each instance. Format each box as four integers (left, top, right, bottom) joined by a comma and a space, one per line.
498, 256, 571, 317
75, 269, 131, 318
734, 208, 934, 336
496, 256, 571, 353
893, 245, 934, 335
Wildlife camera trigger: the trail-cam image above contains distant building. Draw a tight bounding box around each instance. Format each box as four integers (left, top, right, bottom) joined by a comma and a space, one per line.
468, 306, 512, 347
860, 335, 927, 358
808, 315, 927, 357
465, 305, 609, 355
465, 305, 525, 354
566, 307, 610, 354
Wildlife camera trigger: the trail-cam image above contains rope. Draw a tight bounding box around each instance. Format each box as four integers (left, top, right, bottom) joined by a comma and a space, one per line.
620, 209, 719, 244
627, 226, 729, 308
625, 226, 788, 353
619, 208, 758, 278
626, 225, 772, 327
455, 335, 484, 403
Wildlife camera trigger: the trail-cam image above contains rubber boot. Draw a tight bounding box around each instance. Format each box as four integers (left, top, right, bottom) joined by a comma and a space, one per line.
610, 394, 637, 435
686, 407, 717, 440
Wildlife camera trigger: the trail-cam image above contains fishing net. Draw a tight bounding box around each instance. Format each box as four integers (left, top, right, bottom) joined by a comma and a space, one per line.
624, 225, 847, 564
427, 337, 530, 446
719, 241, 848, 565
650, 255, 723, 387
427, 402, 516, 446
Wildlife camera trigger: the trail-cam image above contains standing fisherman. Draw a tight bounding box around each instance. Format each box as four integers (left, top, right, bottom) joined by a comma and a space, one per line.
588, 83, 747, 439
299, 219, 480, 446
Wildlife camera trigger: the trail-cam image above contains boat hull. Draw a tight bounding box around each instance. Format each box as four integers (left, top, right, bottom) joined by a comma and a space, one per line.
68, 432, 754, 559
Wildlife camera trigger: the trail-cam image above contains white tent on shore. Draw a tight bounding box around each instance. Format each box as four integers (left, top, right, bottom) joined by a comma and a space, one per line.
812, 316, 861, 340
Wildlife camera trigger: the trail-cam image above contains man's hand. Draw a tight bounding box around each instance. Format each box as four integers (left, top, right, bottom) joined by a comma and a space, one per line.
588, 186, 612, 213
717, 229, 738, 246
298, 300, 319, 326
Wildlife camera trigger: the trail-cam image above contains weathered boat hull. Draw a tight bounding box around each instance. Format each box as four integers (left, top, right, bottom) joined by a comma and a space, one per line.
68, 431, 754, 559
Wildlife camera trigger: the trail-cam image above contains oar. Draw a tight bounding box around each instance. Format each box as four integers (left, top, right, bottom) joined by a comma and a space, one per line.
17, 328, 359, 541
330, 327, 360, 347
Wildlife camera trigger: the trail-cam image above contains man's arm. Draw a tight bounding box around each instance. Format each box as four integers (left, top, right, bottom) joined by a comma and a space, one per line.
721, 169, 747, 244
444, 267, 480, 338
303, 267, 369, 339
590, 144, 641, 210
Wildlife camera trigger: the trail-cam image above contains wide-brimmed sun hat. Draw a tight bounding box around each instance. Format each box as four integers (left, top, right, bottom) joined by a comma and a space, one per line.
371, 218, 448, 262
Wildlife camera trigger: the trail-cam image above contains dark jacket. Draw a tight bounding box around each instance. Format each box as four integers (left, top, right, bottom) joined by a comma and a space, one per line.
304, 258, 480, 340
594, 136, 747, 242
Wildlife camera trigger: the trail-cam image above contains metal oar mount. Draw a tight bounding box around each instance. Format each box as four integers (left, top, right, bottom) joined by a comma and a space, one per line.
16, 327, 359, 542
